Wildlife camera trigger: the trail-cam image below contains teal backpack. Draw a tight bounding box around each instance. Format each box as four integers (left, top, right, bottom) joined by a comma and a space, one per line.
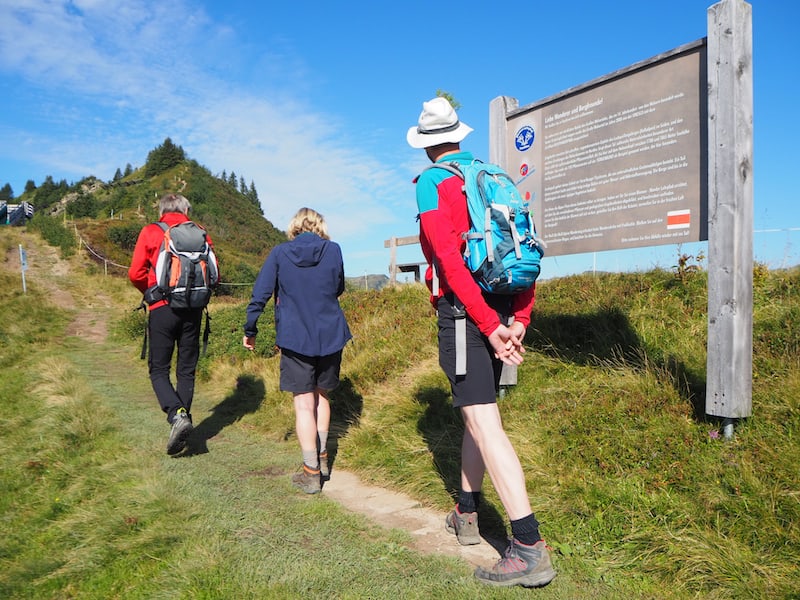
427, 160, 544, 294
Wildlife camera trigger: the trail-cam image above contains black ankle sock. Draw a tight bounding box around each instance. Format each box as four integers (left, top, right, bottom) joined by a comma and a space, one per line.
457, 491, 481, 514
510, 513, 541, 545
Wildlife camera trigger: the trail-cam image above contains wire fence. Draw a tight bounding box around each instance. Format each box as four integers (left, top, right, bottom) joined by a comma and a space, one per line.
75, 231, 255, 287
73, 223, 800, 286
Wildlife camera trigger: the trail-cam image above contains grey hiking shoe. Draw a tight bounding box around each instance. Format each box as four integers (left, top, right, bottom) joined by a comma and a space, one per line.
445, 508, 481, 545
291, 464, 321, 494
319, 451, 329, 478
474, 539, 556, 588
166, 408, 193, 455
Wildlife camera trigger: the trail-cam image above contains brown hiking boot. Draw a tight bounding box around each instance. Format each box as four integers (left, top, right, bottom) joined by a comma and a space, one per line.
474, 539, 556, 588
291, 464, 321, 494
319, 451, 329, 478
444, 508, 481, 545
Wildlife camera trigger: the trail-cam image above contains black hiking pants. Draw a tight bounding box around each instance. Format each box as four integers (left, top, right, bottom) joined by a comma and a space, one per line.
147, 305, 203, 423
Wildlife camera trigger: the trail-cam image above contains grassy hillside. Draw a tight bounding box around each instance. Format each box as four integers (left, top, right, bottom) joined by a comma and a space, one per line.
18, 147, 287, 294
2, 226, 799, 598
11, 140, 395, 291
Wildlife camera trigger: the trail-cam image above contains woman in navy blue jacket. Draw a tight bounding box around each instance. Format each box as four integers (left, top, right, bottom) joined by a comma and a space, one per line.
243, 207, 352, 494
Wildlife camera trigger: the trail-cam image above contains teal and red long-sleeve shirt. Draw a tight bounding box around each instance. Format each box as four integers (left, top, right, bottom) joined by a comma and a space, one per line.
414, 150, 536, 337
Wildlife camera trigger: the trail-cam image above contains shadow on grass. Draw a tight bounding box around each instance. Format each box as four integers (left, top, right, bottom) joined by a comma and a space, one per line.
182, 374, 266, 456
325, 376, 364, 477
416, 385, 508, 554
528, 307, 708, 420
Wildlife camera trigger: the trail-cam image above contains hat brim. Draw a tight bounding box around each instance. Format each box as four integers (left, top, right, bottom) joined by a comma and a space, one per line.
406, 122, 473, 149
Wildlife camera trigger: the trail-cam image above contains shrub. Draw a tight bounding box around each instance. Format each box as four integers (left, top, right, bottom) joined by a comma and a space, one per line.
26, 214, 76, 257
107, 224, 143, 251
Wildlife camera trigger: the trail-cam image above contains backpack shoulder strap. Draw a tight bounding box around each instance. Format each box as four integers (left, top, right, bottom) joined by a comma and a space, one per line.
424, 162, 465, 180
202, 307, 212, 356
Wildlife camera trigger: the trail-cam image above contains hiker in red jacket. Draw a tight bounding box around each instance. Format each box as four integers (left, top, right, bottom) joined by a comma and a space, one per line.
129, 193, 217, 455
407, 97, 556, 588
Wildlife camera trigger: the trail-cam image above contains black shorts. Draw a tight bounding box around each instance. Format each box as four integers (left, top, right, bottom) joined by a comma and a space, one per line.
279, 348, 343, 394
436, 296, 506, 408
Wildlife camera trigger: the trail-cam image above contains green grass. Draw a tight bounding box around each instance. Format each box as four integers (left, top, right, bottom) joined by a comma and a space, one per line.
2, 227, 799, 598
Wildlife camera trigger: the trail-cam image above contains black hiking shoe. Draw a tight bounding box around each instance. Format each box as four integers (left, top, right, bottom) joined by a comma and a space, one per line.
474, 539, 556, 588
166, 408, 193, 455
291, 464, 321, 494
445, 508, 481, 545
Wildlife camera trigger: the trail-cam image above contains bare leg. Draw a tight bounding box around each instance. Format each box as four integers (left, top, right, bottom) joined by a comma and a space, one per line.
460, 403, 532, 520
293, 392, 318, 453
315, 388, 331, 438
460, 423, 485, 493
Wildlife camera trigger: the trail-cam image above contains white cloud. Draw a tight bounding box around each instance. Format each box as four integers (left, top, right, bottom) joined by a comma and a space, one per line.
0, 0, 415, 274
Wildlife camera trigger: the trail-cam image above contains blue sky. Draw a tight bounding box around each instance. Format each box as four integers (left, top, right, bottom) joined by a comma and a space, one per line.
1, 0, 797, 279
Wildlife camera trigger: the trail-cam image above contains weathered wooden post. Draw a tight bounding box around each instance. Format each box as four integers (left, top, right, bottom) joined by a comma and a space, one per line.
490, 97, 520, 389
384, 235, 423, 286
705, 0, 753, 438
387, 236, 398, 285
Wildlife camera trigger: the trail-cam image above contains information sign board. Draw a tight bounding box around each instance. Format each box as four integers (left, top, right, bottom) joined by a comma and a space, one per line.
505, 43, 707, 256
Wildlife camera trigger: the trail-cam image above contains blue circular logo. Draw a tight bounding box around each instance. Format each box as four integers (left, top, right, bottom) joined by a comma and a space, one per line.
515, 125, 535, 152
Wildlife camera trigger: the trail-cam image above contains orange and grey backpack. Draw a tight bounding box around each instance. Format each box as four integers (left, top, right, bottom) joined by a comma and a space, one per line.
153, 221, 219, 309
138, 220, 219, 360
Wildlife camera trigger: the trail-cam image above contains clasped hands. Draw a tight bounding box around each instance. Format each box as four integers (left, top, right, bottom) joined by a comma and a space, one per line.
243, 326, 525, 364
488, 322, 526, 366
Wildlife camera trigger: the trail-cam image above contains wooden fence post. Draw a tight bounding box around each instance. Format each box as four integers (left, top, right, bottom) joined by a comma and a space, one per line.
384, 235, 421, 286
388, 237, 398, 285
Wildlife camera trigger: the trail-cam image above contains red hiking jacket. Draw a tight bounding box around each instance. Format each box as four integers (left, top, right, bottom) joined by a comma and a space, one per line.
128, 212, 217, 310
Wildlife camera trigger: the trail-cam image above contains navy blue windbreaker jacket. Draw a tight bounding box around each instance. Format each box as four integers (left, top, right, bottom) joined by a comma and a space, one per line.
244, 232, 352, 356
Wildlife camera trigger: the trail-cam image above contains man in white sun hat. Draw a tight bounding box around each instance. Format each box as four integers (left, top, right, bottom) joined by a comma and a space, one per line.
407, 96, 556, 588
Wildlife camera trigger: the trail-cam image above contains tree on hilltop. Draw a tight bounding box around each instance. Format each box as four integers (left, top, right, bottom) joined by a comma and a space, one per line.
247, 180, 262, 214
144, 137, 186, 178
0, 183, 13, 202
34, 176, 70, 210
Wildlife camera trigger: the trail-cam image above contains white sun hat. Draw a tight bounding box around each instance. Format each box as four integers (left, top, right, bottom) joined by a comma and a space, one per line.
406, 97, 473, 149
